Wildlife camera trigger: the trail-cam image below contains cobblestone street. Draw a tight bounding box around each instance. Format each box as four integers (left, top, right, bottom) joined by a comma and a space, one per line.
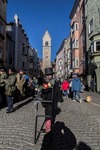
0, 92, 100, 150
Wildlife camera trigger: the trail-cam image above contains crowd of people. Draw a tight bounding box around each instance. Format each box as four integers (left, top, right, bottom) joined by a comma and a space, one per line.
0, 65, 93, 134
0, 67, 37, 113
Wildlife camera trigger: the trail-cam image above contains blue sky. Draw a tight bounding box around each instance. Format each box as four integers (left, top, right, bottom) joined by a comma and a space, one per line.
7, 0, 75, 61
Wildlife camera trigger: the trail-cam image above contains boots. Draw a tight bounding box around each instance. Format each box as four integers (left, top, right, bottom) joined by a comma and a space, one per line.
45, 120, 51, 133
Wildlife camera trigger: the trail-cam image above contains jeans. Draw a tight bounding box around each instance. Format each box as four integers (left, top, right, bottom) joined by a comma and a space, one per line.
73, 91, 81, 100
63, 90, 68, 96
6, 96, 13, 110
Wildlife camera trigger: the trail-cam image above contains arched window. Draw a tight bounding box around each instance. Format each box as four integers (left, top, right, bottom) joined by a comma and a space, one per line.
45, 41, 48, 46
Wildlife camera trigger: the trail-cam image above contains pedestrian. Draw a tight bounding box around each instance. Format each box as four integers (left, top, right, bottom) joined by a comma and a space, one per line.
15, 69, 26, 101
71, 73, 82, 103
5, 68, 16, 113
0, 67, 8, 109
61, 79, 69, 98
41, 67, 63, 133
90, 78, 95, 92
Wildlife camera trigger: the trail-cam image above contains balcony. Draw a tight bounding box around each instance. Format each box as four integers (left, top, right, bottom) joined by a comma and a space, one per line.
89, 51, 100, 58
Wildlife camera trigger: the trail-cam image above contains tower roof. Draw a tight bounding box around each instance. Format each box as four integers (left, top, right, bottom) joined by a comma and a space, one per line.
42, 30, 51, 40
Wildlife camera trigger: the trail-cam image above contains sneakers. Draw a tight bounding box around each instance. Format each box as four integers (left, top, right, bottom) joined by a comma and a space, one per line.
79, 99, 82, 103
45, 120, 51, 133
6, 108, 14, 113
73, 99, 75, 102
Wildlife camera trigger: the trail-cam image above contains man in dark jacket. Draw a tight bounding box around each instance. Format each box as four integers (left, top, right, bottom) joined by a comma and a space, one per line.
42, 68, 63, 133
71, 73, 82, 103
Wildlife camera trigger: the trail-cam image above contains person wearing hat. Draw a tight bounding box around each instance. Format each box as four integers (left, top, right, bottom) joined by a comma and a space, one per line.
42, 67, 63, 133
0, 67, 8, 109
4, 68, 16, 113
71, 73, 82, 103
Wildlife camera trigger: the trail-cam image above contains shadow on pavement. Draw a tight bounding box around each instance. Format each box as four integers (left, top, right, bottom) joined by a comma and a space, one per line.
14, 97, 33, 111
76, 141, 92, 150
41, 121, 77, 150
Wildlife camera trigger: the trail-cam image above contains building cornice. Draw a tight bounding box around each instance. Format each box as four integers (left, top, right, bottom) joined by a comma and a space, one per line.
69, 0, 80, 19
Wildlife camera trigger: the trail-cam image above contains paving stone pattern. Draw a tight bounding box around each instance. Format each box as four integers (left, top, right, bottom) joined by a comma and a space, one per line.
0, 92, 100, 150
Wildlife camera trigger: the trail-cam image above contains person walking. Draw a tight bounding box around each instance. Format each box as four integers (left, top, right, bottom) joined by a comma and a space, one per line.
71, 73, 82, 103
5, 68, 16, 113
61, 79, 69, 98
41, 67, 63, 133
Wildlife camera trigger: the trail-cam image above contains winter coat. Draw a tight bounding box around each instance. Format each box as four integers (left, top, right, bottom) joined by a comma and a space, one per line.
16, 73, 26, 94
42, 78, 63, 107
5, 73, 16, 96
61, 81, 69, 90
71, 78, 81, 92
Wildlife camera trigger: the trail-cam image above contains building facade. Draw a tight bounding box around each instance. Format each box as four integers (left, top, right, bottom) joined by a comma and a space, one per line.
56, 39, 68, 82
0, 0, 7, 63
70, 0, 86, 77
85, 0, 100, 92
42, 30, 51, 73
64, 37, 72, 79
14, 14, 29, 72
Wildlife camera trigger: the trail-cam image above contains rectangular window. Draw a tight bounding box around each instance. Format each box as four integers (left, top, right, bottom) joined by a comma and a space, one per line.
75, 23, 79, 30
23, 46, 25, 53
96, 41, 100, 51
89, 18, 93, 34
71, 23, 75, 34
72, 39, 79, 48
76, 39, 79, 48
75, 58, 79, 67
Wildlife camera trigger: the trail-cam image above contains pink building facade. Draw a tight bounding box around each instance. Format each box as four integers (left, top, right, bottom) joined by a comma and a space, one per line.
70, 0, 86, 76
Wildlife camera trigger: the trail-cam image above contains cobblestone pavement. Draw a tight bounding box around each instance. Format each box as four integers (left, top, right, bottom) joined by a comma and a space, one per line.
0, 91, 100, 150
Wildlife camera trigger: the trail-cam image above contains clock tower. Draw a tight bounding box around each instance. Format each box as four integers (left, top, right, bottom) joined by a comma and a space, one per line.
42, 30, 51, 73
